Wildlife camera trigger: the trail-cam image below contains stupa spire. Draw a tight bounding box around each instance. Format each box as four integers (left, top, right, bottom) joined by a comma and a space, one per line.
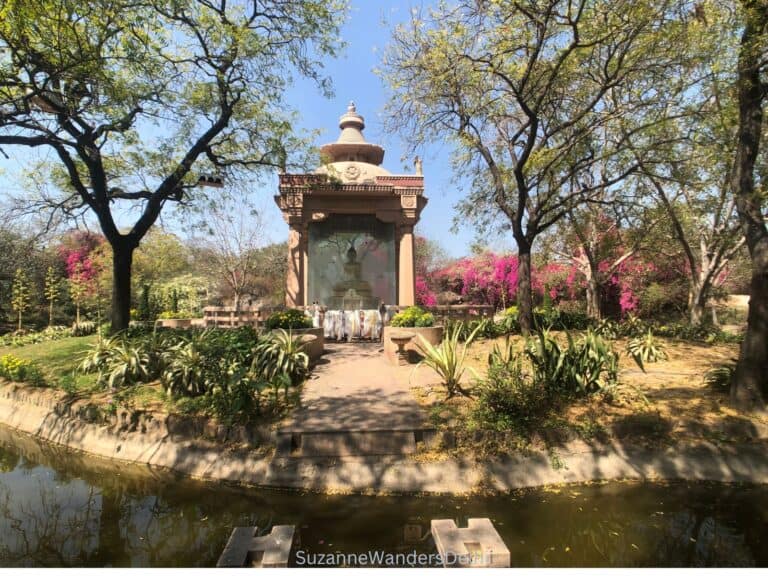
320, 101, 385, 166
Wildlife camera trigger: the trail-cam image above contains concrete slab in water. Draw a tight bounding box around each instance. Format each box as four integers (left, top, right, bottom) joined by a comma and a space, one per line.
216, 525, 295, 568
431, 518, 510, 568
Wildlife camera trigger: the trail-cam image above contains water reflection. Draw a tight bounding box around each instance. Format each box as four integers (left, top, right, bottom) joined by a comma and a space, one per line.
0, 426, 765, 567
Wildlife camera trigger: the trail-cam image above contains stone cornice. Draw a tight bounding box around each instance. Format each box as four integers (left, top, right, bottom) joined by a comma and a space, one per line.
278, 173, 425, 196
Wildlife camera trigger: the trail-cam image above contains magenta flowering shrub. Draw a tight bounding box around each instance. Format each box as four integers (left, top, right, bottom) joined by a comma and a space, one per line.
415, 276, 437, 306
415, 243, 688, 317
58, 232, 104, 282
533, 262, 577, 303
57, 231, 107, 306
427, 253, 518, 308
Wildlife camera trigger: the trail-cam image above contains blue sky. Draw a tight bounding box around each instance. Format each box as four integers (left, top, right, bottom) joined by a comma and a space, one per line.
268, 0, 502, 257
0, 0, 512, 257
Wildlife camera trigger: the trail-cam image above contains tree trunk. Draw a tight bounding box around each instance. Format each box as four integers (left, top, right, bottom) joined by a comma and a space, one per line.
517, 242, 534, 334
688, 282, 706, 326
110, 241, 136, 333
48, 301, 53, 327
585, 271, 601, 320
730, 0, 768, 410
732, 246, 768, 409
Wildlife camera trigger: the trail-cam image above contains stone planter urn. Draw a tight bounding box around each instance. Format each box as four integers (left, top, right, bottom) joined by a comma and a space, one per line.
271, 327, 324, 364
382, 325, 444, 365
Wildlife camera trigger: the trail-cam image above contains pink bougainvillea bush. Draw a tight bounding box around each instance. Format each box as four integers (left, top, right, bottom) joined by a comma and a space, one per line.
415, 276, 437, 306
58, 231, 105, 282
415, 244, 688, 318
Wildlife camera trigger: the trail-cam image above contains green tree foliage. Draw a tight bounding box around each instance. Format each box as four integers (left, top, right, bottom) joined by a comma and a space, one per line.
67, 263, 87, 326
620, 3, 749, 326
0, 0, 347, 331
132, 231, 192, 289
10, 268, 32, 331
44, 265, 60, 326
381, 0, 691, 333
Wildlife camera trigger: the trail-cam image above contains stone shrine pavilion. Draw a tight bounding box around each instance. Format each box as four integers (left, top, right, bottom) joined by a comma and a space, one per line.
275, 102, 427, 309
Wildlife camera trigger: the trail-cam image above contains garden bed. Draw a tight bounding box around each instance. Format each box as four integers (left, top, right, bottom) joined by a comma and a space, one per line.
410, 331, 768, 457
0, 328, 308, 430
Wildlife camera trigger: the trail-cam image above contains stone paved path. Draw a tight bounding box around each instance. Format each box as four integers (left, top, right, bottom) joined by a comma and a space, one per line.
280, 342, 428, 433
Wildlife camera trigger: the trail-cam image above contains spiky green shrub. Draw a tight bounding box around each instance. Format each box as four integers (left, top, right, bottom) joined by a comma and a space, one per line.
567, 330, 619, 395
617, 314, 648, 338
79, 336, 150, 389
487, 336, 517, 369
525, 329, 618, 396
626, 329, 667, 372
161, 337, 211, 396
71, 321, 98, 337
593, 318, 619, 340
703, 359, 737, 393
415, 321, 482, 398
252, 329, 309, 385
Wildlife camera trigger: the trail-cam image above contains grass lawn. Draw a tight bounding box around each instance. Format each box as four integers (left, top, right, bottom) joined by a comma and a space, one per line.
0, 335, 100, 394
411, 332, 768, 455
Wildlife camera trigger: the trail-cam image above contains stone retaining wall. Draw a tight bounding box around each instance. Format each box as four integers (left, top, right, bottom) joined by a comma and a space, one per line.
0, 383, 272, 447
1, 381, 767, 494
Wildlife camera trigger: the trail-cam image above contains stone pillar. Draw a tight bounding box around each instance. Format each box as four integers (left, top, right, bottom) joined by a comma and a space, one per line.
286, 223, 304, 307
302, 233, 309, 306
398, 224, 415, 306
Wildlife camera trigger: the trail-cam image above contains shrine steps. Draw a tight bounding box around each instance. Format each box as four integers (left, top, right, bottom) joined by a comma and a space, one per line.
275, 427, 438, 457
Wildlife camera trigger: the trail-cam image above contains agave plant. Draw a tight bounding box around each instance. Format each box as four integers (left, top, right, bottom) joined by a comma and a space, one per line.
569, 329, 619, 394
593, 318, 619, 340
487, 335, 518, 369
626, 329, 667, 372
251, 329, 309, 385
525, 329, 567, 389
703, 359, 737, 392
79, 335, 122, 375
79, 335, 150, 389
415, 321, 483, 398
619, 314, 647, 338
526, 329, 618, 396
161, 338, 210, 396
104, 341, 150, 388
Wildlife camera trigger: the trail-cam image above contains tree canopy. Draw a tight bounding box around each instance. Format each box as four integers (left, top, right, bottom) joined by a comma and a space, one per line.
0, 0, 347, 330
380, 0, 694, 332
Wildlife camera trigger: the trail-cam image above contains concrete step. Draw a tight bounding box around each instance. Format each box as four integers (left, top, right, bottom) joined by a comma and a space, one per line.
275, 428, 437, 457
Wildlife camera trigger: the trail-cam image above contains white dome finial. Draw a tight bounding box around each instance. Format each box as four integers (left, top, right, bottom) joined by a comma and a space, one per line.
348, 100, 356, 113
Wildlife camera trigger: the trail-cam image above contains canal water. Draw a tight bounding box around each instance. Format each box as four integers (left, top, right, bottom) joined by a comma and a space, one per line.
0, 425, 765, 567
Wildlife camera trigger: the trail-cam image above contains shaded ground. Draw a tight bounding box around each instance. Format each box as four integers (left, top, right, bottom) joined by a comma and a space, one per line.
279, 342, 426, 432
